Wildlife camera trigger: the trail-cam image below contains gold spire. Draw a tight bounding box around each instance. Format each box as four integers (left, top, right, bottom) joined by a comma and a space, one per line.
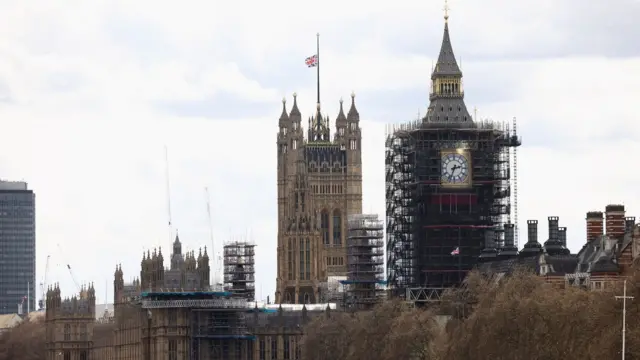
282, 97, 286, 104
444, 0, 450, 22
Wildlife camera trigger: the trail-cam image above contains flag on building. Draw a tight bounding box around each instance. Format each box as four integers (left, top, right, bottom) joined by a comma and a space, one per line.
305, 54, 318, 68
451, 247, 460, 256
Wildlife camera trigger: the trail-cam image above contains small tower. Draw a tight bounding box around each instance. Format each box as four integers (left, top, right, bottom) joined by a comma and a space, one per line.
346, 92, 362, 167
45, 284, 95, 360
334, 98, 347, 145
198, 246, 211, 289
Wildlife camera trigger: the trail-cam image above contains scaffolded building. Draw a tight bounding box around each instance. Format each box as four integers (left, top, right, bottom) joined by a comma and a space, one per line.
140, 290, 254, 359
343, 214, 385, 310
223, 240, 256, 301
385, 14, 521, 302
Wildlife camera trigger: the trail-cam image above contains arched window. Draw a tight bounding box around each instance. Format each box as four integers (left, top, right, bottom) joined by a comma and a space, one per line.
285, 292, 291, 303
321, 210, 330, 245
304, 293, 310, 304
64, 324, 70, 341
333, 209, 342, 246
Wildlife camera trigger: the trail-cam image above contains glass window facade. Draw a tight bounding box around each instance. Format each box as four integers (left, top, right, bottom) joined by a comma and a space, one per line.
0, 187, 36, 314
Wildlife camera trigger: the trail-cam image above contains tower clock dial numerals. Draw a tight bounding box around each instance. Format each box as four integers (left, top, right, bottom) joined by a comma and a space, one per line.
441, 153, 469, 184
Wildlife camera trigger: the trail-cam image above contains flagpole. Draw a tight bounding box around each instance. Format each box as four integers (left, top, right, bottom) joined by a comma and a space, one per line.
316, 33, 320, 106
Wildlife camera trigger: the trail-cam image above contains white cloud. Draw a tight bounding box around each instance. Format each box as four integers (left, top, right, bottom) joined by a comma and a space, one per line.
0, 0, 638, 306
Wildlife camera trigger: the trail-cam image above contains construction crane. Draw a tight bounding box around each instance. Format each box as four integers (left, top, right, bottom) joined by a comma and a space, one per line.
38, 255, 51, 310
57, 243, 81, 292
205, 187, 223, 289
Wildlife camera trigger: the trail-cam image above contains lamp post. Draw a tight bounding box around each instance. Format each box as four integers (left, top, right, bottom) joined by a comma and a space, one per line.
615, 280, 634, 359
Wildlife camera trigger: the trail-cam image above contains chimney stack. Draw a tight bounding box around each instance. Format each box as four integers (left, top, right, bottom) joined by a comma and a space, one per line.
625, 217, 636, 235
586, 211, 604, 242
558, 227, 567, 248
520, 220, 543, 257
504, 223, 515, 248
499, 223, 519, 258
605, 204, 625, 239
527, 220, 538, 244
479, 228, 498, 261
548, 216, 559, 241
485, 228, 496, 249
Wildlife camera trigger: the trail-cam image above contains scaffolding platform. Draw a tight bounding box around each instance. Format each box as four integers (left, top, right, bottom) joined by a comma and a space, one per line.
223, 240, 256, 301
190, 308, 254, 359
385, 119, 521, 299
344, 214, 386, 310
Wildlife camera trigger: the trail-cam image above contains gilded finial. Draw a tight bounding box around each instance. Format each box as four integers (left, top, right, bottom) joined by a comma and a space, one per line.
293, 92, 297, 98
444, 0, 450, 22
282, 97, 286, 104
339, 97, 343, 104
351, 91, 355, 99
316, 102, 321, 110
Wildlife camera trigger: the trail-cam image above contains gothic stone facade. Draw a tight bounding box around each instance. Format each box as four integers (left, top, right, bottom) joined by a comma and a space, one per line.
46, 236, 324, 360
276, 94, 363, 304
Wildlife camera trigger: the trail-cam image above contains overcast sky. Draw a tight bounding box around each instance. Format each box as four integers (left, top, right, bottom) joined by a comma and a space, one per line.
0, 0, 639, 305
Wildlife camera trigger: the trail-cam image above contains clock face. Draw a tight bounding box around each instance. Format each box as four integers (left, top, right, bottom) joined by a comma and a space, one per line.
442, 153, 470, 184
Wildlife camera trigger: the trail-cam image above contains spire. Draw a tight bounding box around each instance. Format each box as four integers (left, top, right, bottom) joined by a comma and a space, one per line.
335, 98, 347, 135
347, 91, 359, 119
289, 93, 301, 117
309, 102, 330, 142
279, 97, 289, 124
424, 5, 472, 126
432, 1, 461, 78
337, 98, 346, 120
173, 233, 181, 255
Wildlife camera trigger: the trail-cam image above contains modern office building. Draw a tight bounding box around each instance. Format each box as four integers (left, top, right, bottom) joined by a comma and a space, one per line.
0, 180, 36, 315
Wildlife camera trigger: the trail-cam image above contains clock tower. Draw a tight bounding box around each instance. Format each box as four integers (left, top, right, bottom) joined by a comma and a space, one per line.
385, 8, 521, 302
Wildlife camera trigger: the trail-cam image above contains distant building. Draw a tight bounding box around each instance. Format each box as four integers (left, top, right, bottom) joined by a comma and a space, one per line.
479, 205, 639, 291
0, 180, 36, 315
46, 235, 335, 360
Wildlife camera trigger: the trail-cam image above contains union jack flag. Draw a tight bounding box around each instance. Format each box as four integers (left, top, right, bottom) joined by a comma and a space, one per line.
451, 247, 460, 256
305, 54, 318, 67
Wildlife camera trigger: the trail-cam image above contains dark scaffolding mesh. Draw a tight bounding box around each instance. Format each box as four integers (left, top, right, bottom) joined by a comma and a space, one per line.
385, 120, 521, 298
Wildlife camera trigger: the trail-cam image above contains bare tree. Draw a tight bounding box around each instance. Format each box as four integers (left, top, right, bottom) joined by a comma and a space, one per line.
301, 266, 640, 360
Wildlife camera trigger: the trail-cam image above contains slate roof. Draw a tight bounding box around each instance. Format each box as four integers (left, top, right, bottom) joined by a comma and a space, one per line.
544, 255, 578, 275
575, 234, 623, 273
478, 253, 578, 276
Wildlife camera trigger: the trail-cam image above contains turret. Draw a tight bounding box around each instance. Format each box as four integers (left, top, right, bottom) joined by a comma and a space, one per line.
199, 246, 211, 289
334, 98, 347, 144
346, 92, 361, 165
289, 93, 303, 149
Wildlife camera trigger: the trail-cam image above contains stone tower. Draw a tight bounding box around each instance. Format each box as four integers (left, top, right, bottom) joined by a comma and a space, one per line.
276, 93, 363, 304
45, 283, 96, 360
